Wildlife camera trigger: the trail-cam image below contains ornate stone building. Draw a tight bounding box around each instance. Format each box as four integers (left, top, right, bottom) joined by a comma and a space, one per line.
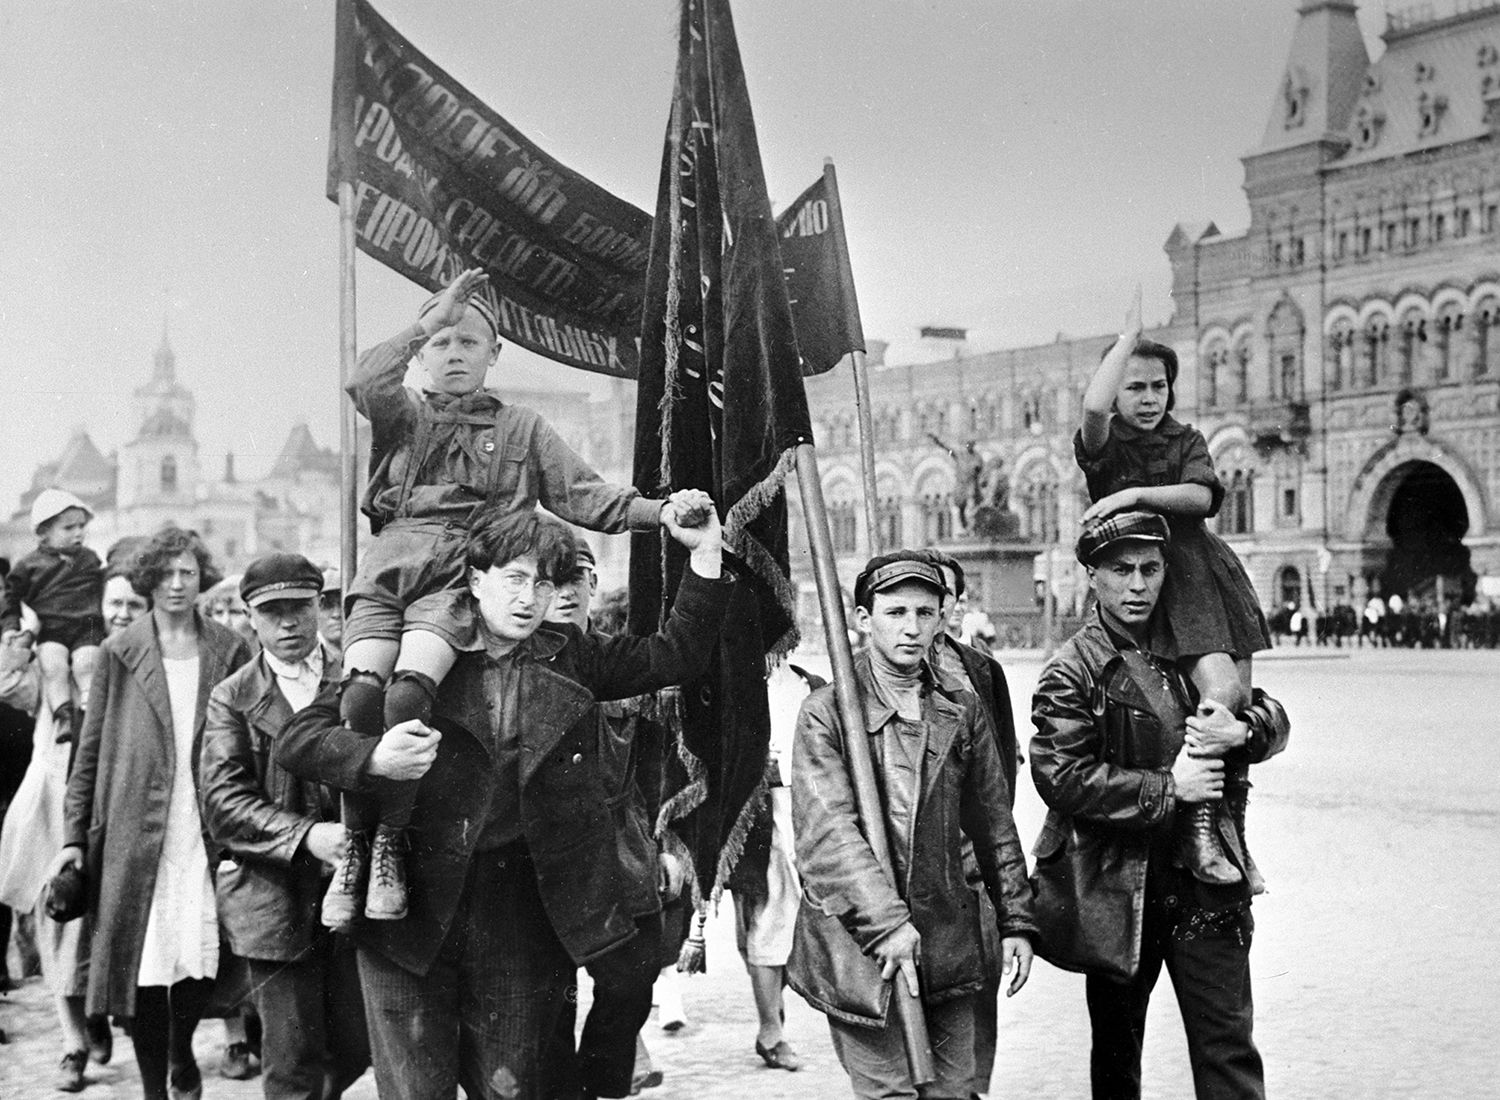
806, 0, 1500, 620
2, 328, 346, 571
3, 327, 625, 589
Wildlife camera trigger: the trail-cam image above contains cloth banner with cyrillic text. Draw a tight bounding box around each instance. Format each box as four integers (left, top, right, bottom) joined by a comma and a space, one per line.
329, 0, 651, 377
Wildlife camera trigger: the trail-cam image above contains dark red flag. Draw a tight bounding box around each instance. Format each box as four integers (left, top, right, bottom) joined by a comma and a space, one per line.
629, 0, 814, 902
777, 170, 866, 376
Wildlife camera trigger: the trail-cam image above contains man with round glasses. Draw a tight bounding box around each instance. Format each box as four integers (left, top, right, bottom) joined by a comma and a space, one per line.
274, 497, 727, 1100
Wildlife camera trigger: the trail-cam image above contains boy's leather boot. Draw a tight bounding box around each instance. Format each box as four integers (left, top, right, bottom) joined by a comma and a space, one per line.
1175, 802, 1242, 886
365, 825, 410, 920
321, 829, 371, 931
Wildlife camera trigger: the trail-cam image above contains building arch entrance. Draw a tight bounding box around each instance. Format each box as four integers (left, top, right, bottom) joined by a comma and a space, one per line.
1367, 461, 1474, 601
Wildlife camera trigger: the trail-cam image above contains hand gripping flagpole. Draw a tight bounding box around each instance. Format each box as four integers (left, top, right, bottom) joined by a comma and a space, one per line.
794, 440, 936, 1086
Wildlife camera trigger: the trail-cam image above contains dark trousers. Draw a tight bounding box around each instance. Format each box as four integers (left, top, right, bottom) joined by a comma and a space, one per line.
248, 934, 371, 1100
357, 847, 574, 1100
1085, 902, 1263, 1100
549, 914, 664, 1098
132, 977, 213, 1100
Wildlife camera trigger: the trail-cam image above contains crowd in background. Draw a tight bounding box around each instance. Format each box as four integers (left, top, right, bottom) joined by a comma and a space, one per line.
1268, 594, 1500, 649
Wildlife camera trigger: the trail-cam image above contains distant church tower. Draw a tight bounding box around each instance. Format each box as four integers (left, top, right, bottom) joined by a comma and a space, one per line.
117, 323, 200, 513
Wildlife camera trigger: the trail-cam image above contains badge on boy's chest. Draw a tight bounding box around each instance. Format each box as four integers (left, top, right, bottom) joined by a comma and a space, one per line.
481, 439, 495, 454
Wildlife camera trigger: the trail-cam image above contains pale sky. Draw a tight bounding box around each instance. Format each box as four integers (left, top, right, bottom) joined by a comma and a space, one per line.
0, 1, 1389, 513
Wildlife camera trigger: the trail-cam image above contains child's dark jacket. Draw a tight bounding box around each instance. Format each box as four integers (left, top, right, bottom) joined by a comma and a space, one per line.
2, 544, 105, 635
350, 325, 658, 533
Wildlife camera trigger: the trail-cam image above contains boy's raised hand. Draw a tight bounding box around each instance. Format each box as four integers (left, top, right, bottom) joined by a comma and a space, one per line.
420, 267, 490, 335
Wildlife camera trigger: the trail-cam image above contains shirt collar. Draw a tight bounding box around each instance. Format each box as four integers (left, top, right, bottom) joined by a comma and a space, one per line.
1092, 604, 1167, 661
263, 643, 324, 681
421, 387, 504, 414
860, 651, 941, 733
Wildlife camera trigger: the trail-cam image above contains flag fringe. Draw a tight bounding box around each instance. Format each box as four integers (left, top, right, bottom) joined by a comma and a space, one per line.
656, 96, 687, 490
709, 767, 769, 906
723, 444, 802, 660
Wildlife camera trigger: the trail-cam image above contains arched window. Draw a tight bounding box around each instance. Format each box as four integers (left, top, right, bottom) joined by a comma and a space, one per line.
1021, 392, 1044, 433
876, 496, 903, 551
1362, 316, 1389, 386
918, 475, 954, 544
1397, 311, 1425, 384
1434, 306, 1462, 381
1214, 442, 1255, 536
1232, 338, 1251, 404
1476, 299, 1500, 377
1266, 298, 1304, 400
160, 455, 178, 495
825, 481, 860, 554
1017, 463, 1060, 543
1277, 565, 1303, 609
1327, 320, 1355, 390
1202, 342, 1226, 407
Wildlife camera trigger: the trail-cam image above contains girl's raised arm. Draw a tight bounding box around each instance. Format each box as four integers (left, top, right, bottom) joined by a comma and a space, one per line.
1080, 286, 1143, 456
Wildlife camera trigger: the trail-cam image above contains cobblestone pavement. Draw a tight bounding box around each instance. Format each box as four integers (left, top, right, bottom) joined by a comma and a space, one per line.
3, 647, 1496, 1098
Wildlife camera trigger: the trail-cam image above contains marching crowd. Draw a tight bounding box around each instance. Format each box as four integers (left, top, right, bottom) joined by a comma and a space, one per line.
0, 273, 1297, 1100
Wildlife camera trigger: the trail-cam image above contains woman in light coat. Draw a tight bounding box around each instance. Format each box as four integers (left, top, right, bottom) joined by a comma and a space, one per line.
50, 528, 250, 1100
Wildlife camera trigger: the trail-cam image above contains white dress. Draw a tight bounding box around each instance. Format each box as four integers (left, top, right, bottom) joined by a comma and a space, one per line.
134, 655, 219, 987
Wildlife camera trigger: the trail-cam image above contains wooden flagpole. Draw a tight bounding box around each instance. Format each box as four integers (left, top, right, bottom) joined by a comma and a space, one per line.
794, 441, 935, 1085
822, 158, 882, 554
334, 0, 359, 589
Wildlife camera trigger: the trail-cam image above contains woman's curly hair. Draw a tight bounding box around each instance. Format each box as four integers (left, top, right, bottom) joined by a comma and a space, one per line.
128, 525, 223, 599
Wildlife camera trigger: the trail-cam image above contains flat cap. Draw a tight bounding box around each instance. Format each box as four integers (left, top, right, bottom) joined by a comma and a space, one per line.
854, 555, 949, 607
240, 553, 323, 607
1076, 510, 1171, 565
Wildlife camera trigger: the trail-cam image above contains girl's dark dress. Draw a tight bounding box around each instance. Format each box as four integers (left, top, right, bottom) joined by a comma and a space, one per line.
1074, 415, 1271, 660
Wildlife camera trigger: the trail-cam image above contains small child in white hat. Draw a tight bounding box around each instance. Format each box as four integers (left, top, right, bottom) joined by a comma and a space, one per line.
0, 489, 106, 741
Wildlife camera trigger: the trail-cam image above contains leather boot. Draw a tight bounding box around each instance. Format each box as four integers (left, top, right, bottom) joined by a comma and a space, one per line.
365, 825, 410, 921
1225, 762, 1262, 892
321, 830, 370, 932
1175, 802, 1242, 886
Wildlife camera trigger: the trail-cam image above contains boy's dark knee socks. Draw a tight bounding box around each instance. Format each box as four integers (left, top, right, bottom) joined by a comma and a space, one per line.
339, 670, 387, 737
379, 670, 439, 831
338, 671, 387, 837
383, 670, 439, 730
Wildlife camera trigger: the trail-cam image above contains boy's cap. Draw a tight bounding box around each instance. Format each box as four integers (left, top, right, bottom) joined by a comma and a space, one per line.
419, 291, 500, 340
854, 559, 948, 607
31, 489, 92, 533
240, 553, 324, 608
1076, 511, 1171, 565
573, 537, 596, 570
320, 567, 341, 595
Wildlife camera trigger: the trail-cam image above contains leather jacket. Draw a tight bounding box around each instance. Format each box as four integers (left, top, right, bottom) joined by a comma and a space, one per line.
787, 653, 1036, 1027
1029, 613, 1290, 979
274, 569, 731, 976
200, 646, 341, 962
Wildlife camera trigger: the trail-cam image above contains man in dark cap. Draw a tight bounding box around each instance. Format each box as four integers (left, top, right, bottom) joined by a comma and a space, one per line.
200, 553, 370, 1100
1029, 513, 1291, 1100
788, 552, 1035, 1099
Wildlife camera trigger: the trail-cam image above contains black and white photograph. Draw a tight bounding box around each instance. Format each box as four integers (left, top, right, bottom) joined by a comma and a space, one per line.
1, 1, 1495, 1097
